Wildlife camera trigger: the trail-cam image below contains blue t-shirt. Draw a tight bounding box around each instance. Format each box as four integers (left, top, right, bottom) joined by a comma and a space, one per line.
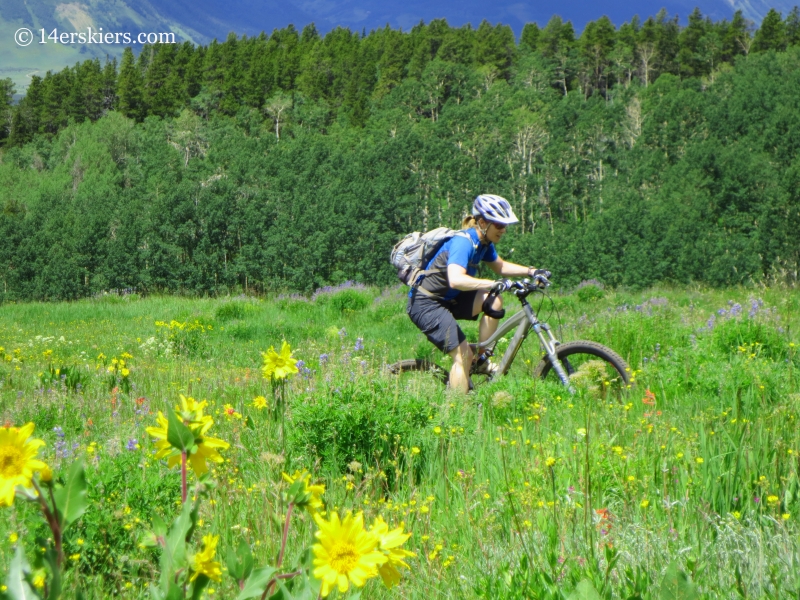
413, 228, 498, 301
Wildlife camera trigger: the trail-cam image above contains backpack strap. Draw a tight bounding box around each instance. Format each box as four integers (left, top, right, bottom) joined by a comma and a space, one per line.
411, 230, 476, 294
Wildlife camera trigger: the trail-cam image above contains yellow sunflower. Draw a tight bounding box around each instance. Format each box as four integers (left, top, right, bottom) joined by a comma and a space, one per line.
190, 534, 222, 582
262, 341, 299, 381
312, 511, 386, 597
282, 470, 325, 514
0, 423, 47, 507
369, 516, 415, 588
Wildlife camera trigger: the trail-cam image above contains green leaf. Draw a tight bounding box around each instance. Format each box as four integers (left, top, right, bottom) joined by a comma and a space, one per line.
226, 540, 254, 582
158, 501, 194, 594
165, 582, 184, 600
167, 406, 197, 452
190, 574, 210, 600
659, 561, 699, 600
53, 459, 88, 530
568, 579, 602, 600
268, 571, 318, 600
43, 546, 61, 600
5, 544, 39, 600
235, 566, 277, 600
152, 513, 168, 538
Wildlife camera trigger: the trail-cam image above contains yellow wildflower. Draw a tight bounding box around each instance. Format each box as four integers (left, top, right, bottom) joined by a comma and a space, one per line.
0, 422, 47, 507
146, 399, 229, 476
312, 511, 386, 597
369, 516, 415, 589
262, 341, 299, 380
282, 470, 325, 514
190, 534, 222, 582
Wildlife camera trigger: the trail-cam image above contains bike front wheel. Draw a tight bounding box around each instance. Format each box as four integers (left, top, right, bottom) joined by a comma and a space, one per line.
532, 340, 631, 388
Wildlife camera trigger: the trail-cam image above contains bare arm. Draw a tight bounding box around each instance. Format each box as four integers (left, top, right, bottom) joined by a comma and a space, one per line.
486, 258, 535, 277
447, 264, 496, 292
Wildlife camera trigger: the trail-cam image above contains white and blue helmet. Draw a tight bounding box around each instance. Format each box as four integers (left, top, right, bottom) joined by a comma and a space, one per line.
472, 194, 519, 225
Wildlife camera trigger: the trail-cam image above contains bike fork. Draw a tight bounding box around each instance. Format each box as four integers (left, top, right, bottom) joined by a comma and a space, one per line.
523, 304, 576, 393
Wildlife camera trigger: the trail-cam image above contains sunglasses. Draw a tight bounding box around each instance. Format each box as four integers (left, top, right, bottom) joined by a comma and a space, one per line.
488, 221, 508, 230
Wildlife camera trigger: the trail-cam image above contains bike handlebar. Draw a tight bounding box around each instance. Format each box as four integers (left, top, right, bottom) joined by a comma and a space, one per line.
481, 276, 551, 317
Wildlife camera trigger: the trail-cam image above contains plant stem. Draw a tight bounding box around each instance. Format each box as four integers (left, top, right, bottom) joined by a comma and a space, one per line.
262, 570, 302, 600
277, 503, 293, 569
499, 440, 533, 592
31, 479, 63, 567
265, 503, 294, 597
181, 452, 188, 503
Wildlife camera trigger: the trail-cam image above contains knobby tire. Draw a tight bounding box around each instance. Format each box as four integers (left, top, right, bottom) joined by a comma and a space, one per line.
532, 340, 631, 384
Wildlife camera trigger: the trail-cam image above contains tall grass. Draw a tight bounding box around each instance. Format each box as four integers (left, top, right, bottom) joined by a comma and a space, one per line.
0, 284, 798, 598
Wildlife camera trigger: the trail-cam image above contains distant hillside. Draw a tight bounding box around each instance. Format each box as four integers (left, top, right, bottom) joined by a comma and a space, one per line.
0, 0, 756, 93
2, 14, 800, 299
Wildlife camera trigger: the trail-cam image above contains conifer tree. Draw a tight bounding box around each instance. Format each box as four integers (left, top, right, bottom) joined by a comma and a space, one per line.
786, 7, 800, 46
753, 8, 787, 52
520, 23, 541, 52
0, 78, 14, 145
116, 48, 145, 120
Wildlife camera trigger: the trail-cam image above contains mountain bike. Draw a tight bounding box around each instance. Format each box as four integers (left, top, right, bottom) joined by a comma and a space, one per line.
387, 276, 631, 393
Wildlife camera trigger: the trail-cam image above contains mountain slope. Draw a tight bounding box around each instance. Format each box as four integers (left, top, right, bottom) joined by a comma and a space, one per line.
2, 0, 794, 94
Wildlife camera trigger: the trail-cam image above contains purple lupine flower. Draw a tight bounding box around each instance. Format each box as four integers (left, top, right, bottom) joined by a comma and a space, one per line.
354, 338, 364, 352
730, 303, 742, 317
55, 439, 69, 459
126, 438, 138, 451
319, 353, 329, 364
706, 314, 716, 330
311, 281, 366, 302
749, 299, 760, 318
717, 308, 727, 316
53, 426, 65, 438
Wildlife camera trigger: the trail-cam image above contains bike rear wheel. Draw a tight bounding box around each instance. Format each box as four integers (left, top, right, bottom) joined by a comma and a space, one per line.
386, 359, 450, 385
532, 340, 630, 386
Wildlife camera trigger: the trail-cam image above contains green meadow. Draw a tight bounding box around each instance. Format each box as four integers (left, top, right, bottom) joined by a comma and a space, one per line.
1, 283, 799, 598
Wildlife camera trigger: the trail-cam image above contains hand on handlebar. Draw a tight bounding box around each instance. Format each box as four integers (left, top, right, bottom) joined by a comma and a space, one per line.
532, 269, 552, 279
490, 279, 513, 294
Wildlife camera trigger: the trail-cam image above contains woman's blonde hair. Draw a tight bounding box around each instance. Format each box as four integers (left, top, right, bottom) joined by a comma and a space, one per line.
462, 215, 478, 229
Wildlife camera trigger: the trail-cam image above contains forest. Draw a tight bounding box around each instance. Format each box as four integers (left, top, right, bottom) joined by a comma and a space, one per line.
1, 7, 800, 300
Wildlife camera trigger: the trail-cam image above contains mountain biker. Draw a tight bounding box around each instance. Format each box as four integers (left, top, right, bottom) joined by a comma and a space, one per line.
407, 194, 548, 394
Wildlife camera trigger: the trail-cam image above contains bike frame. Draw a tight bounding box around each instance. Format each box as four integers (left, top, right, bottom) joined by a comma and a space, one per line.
469, 291, 573, 387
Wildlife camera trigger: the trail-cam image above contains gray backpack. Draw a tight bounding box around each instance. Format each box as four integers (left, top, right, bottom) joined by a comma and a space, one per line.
390, 227, 471, 286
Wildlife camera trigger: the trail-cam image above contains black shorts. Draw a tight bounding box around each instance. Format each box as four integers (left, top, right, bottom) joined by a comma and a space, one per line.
407, 290, 480, 354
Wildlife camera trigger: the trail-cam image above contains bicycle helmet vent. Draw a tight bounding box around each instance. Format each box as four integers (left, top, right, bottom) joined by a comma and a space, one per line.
472, 194, 519, 225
